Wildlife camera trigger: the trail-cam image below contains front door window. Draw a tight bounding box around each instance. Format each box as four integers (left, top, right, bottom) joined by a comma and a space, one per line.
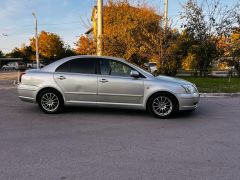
100, 59, 133, 77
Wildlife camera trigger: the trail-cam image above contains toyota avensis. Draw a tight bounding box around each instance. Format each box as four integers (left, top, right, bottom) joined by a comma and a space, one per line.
17, 56, 200, 118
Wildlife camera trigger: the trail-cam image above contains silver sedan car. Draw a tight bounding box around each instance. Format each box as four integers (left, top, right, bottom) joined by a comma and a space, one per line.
18, 56, 200, 118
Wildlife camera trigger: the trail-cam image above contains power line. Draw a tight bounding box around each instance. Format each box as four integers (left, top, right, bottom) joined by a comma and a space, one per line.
0, 21, 82, 31
39, 21, 82, 26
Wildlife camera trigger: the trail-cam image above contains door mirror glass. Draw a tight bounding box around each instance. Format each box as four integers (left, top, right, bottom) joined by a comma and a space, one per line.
130, 70, 139, 78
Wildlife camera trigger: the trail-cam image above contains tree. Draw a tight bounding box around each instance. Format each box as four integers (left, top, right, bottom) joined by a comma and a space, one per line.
158, 29, 199, 76
181, 0, 240, 76
0, 50, 4, 58
158, 29, 182, 75
6, 45, 34, 61
103, 1, 162, 65
64, 45, 76, 57
30, 31, 65, 60
181, 53, 197, 71
6, 48, 21, 58
75, 35, 96, 55
74, 1, 163, 67
229, 28, 240, 76
230, 28, 240, 59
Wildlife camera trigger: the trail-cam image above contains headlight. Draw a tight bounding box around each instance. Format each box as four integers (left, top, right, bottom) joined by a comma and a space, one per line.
181, 84, 197, 94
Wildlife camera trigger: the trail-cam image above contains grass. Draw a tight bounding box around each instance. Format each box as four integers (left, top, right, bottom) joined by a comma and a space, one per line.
179, 76, 240, 93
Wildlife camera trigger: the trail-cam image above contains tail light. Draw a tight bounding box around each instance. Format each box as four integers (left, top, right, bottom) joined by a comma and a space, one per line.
19, 72, 26, 83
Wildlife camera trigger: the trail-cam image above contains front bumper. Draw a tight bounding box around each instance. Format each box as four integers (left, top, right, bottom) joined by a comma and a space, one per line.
177, 93, 200, 111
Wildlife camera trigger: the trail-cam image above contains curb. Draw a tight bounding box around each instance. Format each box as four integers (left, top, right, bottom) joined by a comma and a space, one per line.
200, 93, 240, 97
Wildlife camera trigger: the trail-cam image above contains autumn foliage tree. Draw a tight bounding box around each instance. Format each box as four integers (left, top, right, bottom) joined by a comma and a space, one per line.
181, 0, 239, 76
103, 1, 162, 66
225, 28, 240, 76
75, 35, 96, 55
75, 1, 162, 67
231, 28, 240, 76
30, 31, 65, 60
230, 28, 240, 59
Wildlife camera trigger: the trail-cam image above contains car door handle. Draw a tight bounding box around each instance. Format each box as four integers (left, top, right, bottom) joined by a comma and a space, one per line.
57, 76, 66, 80
99, 79, 108, 83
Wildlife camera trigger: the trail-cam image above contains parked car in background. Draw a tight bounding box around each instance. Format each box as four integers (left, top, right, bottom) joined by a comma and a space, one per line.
144, 62, 158, 73
27, 61, 45, 69
1, 61, 26, 71
18, 56, 199, 118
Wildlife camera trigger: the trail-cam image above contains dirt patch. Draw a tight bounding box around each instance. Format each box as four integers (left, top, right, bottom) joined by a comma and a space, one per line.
0, 72, 18, 81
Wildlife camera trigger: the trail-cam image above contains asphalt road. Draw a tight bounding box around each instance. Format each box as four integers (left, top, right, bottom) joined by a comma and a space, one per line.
0, 83, 240, 180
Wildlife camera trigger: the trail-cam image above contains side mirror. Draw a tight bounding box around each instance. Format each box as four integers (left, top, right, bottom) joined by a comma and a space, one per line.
130, 70, 140, 78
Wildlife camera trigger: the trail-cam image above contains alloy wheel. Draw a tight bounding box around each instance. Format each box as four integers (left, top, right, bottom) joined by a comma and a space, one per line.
41, 93, 59, 112
152, 96, 173, 117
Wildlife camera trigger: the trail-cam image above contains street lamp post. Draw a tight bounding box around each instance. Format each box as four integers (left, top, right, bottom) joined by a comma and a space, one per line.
32, 13, 40, 69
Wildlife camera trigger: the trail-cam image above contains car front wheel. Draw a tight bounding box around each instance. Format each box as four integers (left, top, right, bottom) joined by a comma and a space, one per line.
38, 90, 64, 114
147, 93, 178, 118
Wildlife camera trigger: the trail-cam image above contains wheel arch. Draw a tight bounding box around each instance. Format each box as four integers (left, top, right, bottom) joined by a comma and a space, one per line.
36, 87, 64, 103
145, 91, 179, 111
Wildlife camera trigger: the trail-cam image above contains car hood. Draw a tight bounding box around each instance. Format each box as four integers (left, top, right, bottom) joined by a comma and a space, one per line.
155, 75, 193, 85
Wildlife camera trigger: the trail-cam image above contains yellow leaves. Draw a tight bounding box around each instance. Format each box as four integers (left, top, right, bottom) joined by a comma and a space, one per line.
102, 1, 162, 61
217, 28, 240, 57
75, 36, 96, 55
30, 31, 65, 59
181, 53, 197, 70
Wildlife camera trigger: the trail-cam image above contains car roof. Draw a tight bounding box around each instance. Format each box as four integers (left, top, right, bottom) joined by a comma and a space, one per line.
42, 55, 126, 72
41, 55, 153, 78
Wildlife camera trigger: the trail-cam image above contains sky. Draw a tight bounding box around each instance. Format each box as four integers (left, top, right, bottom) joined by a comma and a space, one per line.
0, 0, 238, 53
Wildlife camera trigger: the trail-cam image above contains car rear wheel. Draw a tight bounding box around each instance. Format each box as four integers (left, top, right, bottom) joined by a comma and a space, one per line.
147, 93, 178, 118
38, 90, 64, 114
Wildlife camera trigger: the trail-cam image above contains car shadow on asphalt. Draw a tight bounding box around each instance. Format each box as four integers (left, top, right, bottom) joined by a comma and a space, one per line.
64, 106, 148, 116
63, 106, 197, 120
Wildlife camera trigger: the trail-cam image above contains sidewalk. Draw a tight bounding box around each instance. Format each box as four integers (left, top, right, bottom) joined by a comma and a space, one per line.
0, 71, 18, 81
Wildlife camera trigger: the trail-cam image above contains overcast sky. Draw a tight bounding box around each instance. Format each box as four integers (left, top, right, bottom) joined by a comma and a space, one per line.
0, 0, 238, 53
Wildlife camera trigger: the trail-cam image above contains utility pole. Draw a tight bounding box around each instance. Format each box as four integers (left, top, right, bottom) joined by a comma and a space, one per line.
97, 0, 103, 56
163, 0, 168, 34
32, 13, 40, 69
161, 0, 168, 66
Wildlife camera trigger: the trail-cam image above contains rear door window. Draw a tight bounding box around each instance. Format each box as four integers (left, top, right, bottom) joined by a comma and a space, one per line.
55, 58, 96, 74
55, 61, 70, 72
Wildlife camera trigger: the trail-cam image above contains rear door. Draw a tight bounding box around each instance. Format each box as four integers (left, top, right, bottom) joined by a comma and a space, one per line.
54, 58, 98, 103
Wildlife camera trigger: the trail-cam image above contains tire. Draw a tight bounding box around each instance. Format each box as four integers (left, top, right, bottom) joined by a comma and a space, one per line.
38, 90, 64, 114
147, 93, 178, 118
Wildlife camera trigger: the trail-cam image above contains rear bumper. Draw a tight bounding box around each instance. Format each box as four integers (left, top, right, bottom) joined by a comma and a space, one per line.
17, 84, 37, 103
18, 96, 35, 103
177, 93, 200, 111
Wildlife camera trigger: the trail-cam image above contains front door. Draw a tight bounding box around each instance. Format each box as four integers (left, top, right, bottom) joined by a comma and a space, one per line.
54, 58, 98, 103
97, 59, 144, 105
